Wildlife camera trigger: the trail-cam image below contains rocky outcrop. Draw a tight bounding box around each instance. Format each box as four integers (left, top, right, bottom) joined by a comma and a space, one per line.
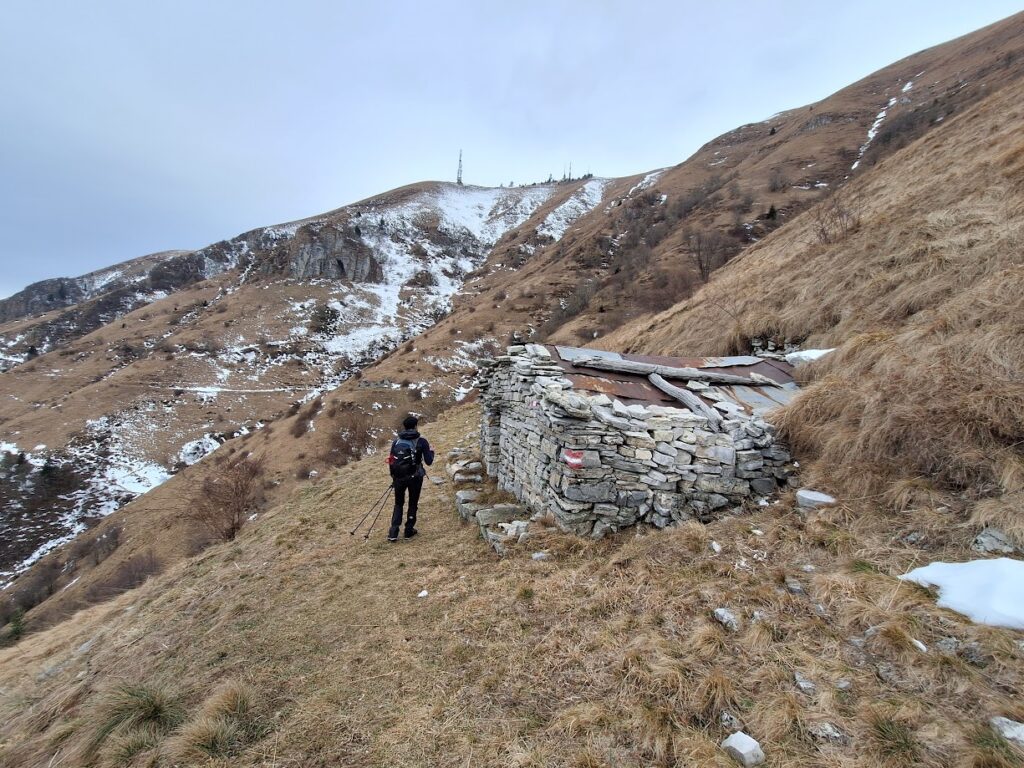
0, 278, 88, 323
286, 224, 384, 282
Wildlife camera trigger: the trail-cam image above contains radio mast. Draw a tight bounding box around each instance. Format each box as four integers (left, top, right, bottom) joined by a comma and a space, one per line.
457, 150, 463, 186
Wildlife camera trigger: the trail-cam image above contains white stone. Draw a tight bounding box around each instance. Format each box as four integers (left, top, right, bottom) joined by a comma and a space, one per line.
721, 731, 765, 767
794, 671, 816, 694
796, 488, 836, 509
713, 608, 740, 632
990, 717, 1024, 747
531, 551, 551, 561
720, 711, 742, 730
808, 721, 847, 744
498, 520, 530, 539
972, 527, 1017, 555
417, 590, 429, 598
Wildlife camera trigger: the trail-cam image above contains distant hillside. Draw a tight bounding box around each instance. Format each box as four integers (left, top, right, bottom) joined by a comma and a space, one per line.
0, 180, 605, 584
602, 69, 1024, 533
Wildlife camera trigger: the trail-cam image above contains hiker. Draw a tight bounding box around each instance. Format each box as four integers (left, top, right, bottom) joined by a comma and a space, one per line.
386, 414, 434, 541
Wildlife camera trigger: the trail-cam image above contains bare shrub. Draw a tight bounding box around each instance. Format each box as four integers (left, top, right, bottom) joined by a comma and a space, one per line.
185, 456, 266, 541
308, 304, 340, 335
538, 280, 599, 339
84, 550, 162, 602
768, 168, 789, 192
67, 525, 121, 567
684, 229, 736, 283
321, 407, 374, 466
407, 270, 438, 288
812, 194, 860, 244
0, 556, 64, 629
289, 398, 322, 438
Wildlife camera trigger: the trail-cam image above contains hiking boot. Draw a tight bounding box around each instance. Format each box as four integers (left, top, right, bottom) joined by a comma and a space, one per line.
404, 528, 418, 539
387, 535, 399, 543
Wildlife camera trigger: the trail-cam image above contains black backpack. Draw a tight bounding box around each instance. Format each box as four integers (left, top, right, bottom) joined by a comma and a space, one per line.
389, 437, 419, 480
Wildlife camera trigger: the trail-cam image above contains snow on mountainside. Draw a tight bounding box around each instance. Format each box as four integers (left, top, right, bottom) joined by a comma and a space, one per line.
537, 179, 611, 241
0, 180, 603, 581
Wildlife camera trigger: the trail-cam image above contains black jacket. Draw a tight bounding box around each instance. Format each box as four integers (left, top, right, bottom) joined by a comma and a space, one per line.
391, 429, 434, 478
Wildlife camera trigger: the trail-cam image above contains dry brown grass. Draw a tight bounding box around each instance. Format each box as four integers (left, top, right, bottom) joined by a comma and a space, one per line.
0, 404, 1021, 767
603, 77, 1024, 545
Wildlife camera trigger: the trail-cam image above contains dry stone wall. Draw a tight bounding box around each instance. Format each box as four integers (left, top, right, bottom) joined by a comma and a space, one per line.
477, 345, 792, 537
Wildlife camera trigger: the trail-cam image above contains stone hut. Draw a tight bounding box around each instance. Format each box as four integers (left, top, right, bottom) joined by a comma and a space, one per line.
476, 344, 800, 537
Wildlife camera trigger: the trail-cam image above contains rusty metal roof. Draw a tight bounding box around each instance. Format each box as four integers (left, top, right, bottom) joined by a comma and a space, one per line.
548, 345, 799, 416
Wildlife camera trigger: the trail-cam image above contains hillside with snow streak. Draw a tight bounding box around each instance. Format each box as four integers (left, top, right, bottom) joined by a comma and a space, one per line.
0, 180, 588, 580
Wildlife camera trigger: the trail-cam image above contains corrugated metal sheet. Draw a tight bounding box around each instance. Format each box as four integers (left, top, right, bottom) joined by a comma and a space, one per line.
565, 373, 674, 405
545, 344, 798, 415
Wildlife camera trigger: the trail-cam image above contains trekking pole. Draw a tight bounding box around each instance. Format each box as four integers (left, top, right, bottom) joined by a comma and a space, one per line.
350, 484, 394, 536
362, 485, 393, 540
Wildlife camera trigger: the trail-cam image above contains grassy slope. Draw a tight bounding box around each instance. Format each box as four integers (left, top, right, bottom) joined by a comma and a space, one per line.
601, 75, 1024, 541
2, 404, 1023, 767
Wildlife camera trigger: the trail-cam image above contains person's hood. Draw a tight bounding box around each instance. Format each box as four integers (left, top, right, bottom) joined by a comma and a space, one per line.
397, 429, 420, 440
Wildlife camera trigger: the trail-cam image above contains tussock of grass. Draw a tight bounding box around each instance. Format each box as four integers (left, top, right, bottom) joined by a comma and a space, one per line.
86, 684, 184, 758
101, 728, 160, 767
867, 712, 919, 763
165, 715, 243, 760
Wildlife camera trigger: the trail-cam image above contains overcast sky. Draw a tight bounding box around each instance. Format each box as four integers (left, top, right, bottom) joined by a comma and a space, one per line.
0, 1, 1020, 298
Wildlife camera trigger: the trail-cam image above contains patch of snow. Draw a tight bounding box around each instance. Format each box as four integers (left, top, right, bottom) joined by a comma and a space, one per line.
626, 170, 665, 197
784, 348, 834, 365
900, 558, 1024, 630
852, 95, 898, 170
537, 179, 610, 241
902, 80, 914, 92
178, 434, 222, 466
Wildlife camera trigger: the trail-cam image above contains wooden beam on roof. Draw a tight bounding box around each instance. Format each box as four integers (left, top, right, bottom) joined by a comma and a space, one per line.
570, 356, 780, 387
647, 373, 723, 429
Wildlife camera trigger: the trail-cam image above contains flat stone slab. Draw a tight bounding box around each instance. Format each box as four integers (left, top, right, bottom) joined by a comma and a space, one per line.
455, 490, 480, 504
476, 504, 528, 527
796, 488, 837, 509
721, 731, 765, 766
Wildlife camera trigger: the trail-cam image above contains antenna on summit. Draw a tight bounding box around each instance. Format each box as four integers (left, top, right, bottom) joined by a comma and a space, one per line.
457, 149, 463, 186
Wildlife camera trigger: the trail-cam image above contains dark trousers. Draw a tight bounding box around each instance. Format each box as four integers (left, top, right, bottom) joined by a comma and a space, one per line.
389, 476, 422, 537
